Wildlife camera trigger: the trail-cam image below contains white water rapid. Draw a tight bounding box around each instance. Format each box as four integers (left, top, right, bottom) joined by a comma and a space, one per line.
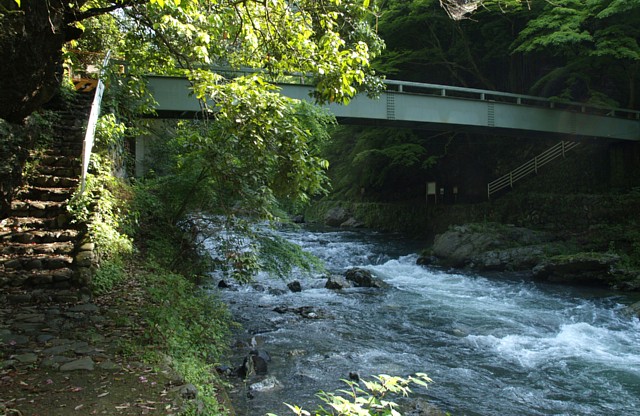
213, 227, 640, 416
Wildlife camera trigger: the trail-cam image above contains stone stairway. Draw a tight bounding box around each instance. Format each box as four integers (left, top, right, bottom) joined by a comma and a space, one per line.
0, 92, 94, 303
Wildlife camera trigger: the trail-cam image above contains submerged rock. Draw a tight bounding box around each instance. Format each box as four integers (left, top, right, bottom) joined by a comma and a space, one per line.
273, 305, 323, 319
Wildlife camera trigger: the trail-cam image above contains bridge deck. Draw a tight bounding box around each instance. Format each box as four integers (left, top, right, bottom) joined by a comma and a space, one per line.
147, 76, 640, 141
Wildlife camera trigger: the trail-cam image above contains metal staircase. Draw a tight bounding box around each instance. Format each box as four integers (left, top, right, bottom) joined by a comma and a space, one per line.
487, 140, 580, 199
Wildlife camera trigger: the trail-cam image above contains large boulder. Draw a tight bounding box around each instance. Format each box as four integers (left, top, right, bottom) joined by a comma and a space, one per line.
532, 253, 620, 286
610, 268, 640, 291
471, 245, 548, 271
325, 275, 354, 290
345, 268, 389, 288
431, 224, 553, 270
623, 301, 640, 319
432, 226, 499, 267
325, 207, 350, 227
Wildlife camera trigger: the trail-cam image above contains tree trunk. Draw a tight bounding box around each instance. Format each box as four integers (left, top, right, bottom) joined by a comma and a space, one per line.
0, 0, 70, 122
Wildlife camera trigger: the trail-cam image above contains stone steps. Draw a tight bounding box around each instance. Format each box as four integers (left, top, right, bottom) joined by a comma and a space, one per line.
35, 165, 82, 178
1, 254, 74, 270
30, 175, 79, 188
0, 229, 80, 244
10, 200, 69, 218
0, 241, 75, 256
0, 90, 95, 299
16, 186, 76, 202
0, 268, 75, 288
0, 216, 72, 231
36, 154, 81, 167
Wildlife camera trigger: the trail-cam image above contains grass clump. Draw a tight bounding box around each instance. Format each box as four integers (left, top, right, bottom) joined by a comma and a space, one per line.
119, 260, 234, 415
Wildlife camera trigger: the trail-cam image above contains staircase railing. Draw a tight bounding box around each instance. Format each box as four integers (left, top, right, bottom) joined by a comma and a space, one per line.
80, 50, 111, 194
487, 140, 580, 199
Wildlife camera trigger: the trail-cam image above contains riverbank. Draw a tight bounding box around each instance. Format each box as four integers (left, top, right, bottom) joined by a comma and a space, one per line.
0, 258, 234, 415
303, 191, 640, 292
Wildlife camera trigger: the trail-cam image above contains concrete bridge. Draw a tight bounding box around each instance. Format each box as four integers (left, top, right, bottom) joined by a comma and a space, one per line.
146, 75, 640, 141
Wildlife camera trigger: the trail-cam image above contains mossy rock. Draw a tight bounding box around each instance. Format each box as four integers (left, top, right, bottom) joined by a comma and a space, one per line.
431, 223, 553, 269
532, 252, 620, 286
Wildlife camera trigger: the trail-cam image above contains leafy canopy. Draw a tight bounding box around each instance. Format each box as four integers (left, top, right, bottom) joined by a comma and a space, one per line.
46, 0, 385, 280
512, 0, 640, 106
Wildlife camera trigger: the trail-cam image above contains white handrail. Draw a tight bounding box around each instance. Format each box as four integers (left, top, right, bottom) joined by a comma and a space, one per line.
80, 50, 111, 194
487, 140, 580, 199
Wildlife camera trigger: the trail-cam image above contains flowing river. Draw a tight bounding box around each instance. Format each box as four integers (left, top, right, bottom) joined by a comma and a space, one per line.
212, 227, 640, 416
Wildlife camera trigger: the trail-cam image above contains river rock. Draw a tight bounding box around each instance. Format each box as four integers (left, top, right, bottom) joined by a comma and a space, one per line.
432, 223, 553, 269
238, 349, 271, 378
345, 268, 389, 288
273, 306, 321, 319
287, 280, 302, 292
416, 255, 437, 266
404, 399, 447, 416
325, 207, 350, 227
623, 301, 640, 319
610, 269, 640, 291
532, 252, 619, 286
340, 217, 365, 228
249, 376, 283, 392
470, 245, 548, 271
325, 275, 354, 289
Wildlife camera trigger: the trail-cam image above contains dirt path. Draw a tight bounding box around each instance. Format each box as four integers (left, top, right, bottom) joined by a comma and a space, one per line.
1, 281, 191, 416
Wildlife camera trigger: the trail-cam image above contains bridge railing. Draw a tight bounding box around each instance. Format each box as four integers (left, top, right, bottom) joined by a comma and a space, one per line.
384, 80, 640, 121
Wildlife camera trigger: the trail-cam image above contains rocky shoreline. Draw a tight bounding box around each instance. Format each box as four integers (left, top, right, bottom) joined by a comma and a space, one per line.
417, 222, 640, 317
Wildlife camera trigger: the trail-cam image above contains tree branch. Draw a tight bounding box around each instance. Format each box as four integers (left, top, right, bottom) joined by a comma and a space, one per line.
65, 0, 143, 24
